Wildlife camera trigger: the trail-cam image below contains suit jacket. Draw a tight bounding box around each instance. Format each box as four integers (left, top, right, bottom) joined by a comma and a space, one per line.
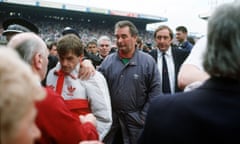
139, 77, 240, 144
149, 47, 189, 92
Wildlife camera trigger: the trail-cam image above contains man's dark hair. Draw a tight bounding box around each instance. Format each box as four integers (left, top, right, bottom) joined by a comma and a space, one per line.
48, 41, 57, 51
154, 25, 174, 40
57, 34, 84, 57
87, 41, 97, 47
176, 26, 188, 33
114, 20, 138, 37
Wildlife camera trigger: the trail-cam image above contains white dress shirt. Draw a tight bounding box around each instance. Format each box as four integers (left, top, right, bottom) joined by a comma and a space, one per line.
157, 47, 175, 94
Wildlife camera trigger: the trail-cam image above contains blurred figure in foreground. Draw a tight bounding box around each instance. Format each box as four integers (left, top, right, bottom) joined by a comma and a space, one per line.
178, 37, 209, 91
0, 47, 45, 144
139, 2, 240, 144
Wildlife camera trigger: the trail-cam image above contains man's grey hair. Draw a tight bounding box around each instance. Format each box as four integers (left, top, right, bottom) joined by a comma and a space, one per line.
203, 2, 240, 80
7, 33, 47, 65
97, 35, 112, 47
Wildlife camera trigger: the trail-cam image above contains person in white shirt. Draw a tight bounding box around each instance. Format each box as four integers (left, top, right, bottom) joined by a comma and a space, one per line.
46, 34, 112, 141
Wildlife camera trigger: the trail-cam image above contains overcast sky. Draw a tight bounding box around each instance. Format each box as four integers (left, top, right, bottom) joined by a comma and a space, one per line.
49, 0, 234, 35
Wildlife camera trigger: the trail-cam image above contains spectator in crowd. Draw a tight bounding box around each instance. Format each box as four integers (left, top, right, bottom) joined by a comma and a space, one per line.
0, 47, 45, 144
7, 32, 99, 144
41, 41, 59, 86
62, 27, 80, 38
175, 26, 193, 52
139, 2, 240, 143
1, 17, 154, 48
87, 40, 98, 56
178, 37, 209, 91
149, 25, 189, 94
143, 42, 152, 53
47, 41, 59, 73
136, 36, 144, 50
46, 34, 112, 141
98, 20, 161, 144
48, 41, 58, 56
97, 35, 112, 63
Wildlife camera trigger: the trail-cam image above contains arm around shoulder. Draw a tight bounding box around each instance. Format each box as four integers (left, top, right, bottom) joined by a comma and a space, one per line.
83, 72, 112, 141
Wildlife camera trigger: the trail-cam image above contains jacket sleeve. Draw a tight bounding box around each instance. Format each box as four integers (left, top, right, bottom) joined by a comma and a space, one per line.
36, 88, 99, 144
81, 71, 112, 141
140, 58, 161, 121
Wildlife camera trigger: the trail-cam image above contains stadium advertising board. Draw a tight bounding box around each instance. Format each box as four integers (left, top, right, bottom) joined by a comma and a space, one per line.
87, 7, 109, 14
110, 10, 138, 18
2, 0, 36, 6
1, 0, 167, 22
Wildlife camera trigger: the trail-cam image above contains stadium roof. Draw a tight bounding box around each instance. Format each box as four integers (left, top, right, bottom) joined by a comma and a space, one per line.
198, 11, 211, 20
0, 2, 167, 30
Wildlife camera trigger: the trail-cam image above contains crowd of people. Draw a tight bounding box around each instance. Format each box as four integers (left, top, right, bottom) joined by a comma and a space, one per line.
0, 20, 153, 46
1, 1, 240, 144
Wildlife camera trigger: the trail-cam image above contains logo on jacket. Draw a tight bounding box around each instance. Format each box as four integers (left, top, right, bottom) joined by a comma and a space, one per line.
133, 74, 139, 79
67, 85, 76, 96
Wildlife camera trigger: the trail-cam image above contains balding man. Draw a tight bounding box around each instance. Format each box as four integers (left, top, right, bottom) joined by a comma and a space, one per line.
0, 47, 44, 144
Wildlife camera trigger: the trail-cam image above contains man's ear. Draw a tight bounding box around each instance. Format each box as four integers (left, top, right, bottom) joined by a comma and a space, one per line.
33, 53, 43, 70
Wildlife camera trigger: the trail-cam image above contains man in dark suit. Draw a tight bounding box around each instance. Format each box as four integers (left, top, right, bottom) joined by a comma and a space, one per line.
139, 2, 240, 144
149, 25, 189, 94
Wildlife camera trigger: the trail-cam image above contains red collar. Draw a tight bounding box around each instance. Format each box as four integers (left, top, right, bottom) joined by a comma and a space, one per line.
118, 50, 134, 59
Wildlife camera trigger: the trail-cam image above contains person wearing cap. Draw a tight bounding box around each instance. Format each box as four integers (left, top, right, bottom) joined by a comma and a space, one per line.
2, 17, 38, 42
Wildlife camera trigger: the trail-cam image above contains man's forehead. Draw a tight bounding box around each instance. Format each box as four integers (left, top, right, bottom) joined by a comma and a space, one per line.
88, 44, 97, 47
59, 51, 78, 57
115, 26, 130, 33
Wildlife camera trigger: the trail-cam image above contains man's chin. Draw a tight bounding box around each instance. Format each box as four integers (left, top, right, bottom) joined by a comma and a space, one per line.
62, 69, 70, 74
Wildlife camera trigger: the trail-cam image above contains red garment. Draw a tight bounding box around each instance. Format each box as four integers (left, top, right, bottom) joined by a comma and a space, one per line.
65, 99, 91, 116
54, 69, 76, 95
118, 49, 134, 59
35, 88, 99, 144
55, 69, 92, 116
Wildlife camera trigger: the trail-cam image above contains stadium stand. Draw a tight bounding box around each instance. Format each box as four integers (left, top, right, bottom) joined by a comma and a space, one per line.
0, 2, 166, 45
